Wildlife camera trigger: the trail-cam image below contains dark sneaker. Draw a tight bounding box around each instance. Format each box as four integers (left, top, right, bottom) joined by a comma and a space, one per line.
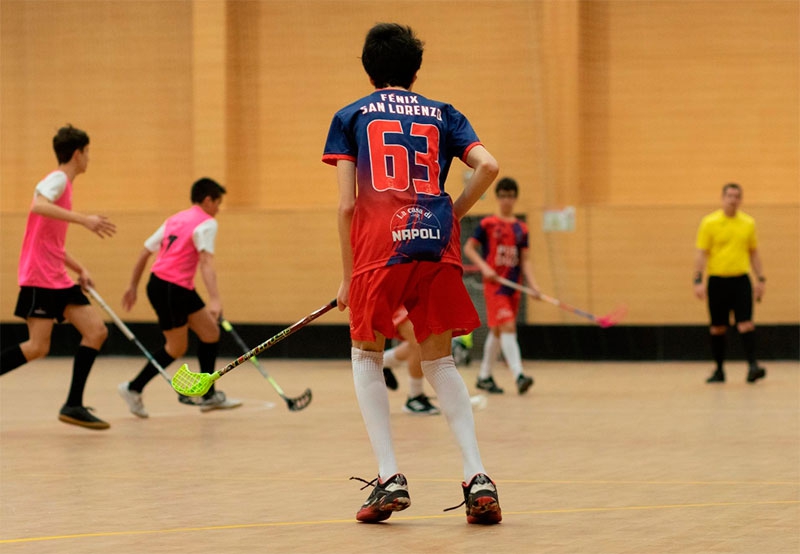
383, 367, 398, 390
351, 474, 410, 523
178, 394, 202, 406
706, 369, 725, 383
444, 473, 502, 524
746, 366, 766, 383
58, 405, 110, 430
403, 394, 440, 415
476, 376, 504, 394
516, 374, 534, 394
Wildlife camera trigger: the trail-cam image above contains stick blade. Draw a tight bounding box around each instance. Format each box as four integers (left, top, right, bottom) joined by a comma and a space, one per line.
286, 388, 312, 411
597, 304, 629, 328
171, 364, 215, 396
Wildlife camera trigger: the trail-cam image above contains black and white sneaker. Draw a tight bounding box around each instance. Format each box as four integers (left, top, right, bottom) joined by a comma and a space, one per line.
445, 473, 502, 525
476, 376, 504, 394
746, 365, 766, 383
516, 374, 534, 394
351, 474, 410, 523
403, 394, 440, 415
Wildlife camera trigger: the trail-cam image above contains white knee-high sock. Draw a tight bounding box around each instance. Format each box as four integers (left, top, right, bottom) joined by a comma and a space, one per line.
500, 332, 523, 378
352, 348, 398, 480
479, 333, 500, 379
408, 376, 424, 398
422, 356, 485, 481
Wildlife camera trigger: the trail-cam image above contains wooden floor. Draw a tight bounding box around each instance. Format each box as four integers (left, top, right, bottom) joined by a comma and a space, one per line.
0, 357, 798, 553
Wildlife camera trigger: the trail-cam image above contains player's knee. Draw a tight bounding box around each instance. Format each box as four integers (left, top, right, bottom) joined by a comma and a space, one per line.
84, 323, 108, 346
709, 325, 727, 335
25, 340, 50, 360
737, 321, 755, 333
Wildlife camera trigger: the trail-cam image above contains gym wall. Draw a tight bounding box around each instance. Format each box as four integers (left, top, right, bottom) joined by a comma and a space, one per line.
1, 1, 797, 331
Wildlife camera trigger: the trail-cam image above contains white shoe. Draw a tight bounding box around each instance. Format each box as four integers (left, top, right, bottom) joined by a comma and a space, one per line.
199, 391, 242, 412
117, 382, 148, 418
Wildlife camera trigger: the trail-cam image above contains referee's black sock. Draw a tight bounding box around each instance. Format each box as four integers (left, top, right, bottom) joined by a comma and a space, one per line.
740, 331, 758, 368
0, 345, 28, 375
65, 346, 99, 407
198, 340, 219, 396
129, 348, 175, 393
710, 334, 726, 372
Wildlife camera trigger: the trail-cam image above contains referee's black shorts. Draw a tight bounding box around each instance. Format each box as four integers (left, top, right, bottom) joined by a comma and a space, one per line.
707, 274, 753, 326
146, 273, 205, 330
14, 285, 90, 323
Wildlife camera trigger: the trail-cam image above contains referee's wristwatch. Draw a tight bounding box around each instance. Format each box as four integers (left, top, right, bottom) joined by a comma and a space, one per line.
757, 275, 766, 283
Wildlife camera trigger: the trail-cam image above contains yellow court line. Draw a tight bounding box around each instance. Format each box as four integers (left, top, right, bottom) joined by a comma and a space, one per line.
1, 499, 797, 545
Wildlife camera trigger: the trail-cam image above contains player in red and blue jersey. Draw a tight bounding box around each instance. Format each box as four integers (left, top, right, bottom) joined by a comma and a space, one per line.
323, 23, 502, 525
464, 177, 538, 395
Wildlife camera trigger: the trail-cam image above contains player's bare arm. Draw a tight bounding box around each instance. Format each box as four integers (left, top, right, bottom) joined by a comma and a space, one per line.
521, 249, 540, 294
463, 237, 497, 282
198, 250, 222, 320
64, 252, 94, 289
122, 248, 154, 311
453, 145, 499, 220
750, 249, 766, 301
336, 160, 356, 311
693, 249, 708, 300
31, 194, 116, 238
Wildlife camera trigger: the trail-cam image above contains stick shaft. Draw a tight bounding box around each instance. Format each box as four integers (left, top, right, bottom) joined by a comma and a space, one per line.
220, 318, 286, 396
494, 276, 599, 324
217, 300, 337, 377
86, 287, 171, 382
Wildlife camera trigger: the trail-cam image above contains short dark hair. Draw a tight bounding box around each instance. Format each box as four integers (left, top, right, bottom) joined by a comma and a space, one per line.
495, 177, 519, 197
53, 125, 89, 164
722, 182, 742, 196
361, 23, 424, 89
191, 177, 226, 204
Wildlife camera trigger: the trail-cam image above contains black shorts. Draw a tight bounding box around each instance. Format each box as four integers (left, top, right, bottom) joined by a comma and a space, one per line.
146, 273, 205, 330
707, 275, 753, 326
14, 285, 90, 323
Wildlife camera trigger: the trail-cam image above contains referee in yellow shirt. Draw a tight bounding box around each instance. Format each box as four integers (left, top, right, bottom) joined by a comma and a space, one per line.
693, 183, 766, 383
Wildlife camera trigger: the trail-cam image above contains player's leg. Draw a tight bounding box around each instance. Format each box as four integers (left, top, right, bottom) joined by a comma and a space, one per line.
2, 287, 58, 375
476, 328, 503, 393
1, 317, 54, 375
706, 276, 729, 383
733, 276, 765, 383
495, 300, 533, 394
188, 307, 241, 411
349, 270, 410, 522
395, 318, 439, 415
59, 300, 110, 429
411, 263, 501, 524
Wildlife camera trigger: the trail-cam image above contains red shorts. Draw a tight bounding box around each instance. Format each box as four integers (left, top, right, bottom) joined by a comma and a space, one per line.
484, 280, 521, 327
349, 262, 480, 343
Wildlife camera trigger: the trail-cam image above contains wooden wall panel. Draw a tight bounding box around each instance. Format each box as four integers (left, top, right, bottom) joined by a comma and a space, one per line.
1, 0, 797, 328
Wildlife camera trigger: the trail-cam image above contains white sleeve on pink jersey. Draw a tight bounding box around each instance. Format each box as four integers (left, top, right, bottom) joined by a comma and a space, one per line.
193, 219, 218, 254
34, 171, 67, 202
143, 223, 166, 253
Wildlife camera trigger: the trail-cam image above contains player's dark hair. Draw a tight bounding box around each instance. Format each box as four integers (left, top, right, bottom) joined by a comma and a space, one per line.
361, 23, 424, 89
191, 177, 227, 204
722, 182, 742, 196
495, 177, 519, 197
53, 125, 89, 164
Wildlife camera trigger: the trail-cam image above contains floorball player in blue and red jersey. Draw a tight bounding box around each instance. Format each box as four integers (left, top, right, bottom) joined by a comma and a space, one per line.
464, 177, 538, 395
323, 23, 502, 525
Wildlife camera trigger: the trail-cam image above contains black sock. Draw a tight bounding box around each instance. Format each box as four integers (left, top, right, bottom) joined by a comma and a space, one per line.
1, 345, 28, 375
65, 346, 99, 407
740, 331, 758, 368
129, 348, 175, 392
710, 334, 726, 373
198, 341, 218, 396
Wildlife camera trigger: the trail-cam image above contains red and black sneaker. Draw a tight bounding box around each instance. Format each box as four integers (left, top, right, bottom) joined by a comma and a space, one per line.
351, 474, 410, 523
445, 473, 502, 524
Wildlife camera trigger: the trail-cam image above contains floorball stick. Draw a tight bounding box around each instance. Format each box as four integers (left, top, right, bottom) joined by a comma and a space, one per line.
495, 276, 627, 328
172, 300, 337, 396
86, 286, 171, 382
220, 317, 312, 411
